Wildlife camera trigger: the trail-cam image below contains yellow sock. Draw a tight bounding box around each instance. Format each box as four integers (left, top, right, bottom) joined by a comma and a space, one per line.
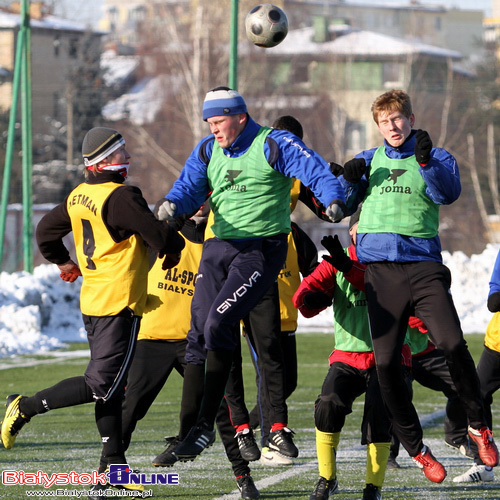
315, 429, 340, 481
366, 442, 390, 488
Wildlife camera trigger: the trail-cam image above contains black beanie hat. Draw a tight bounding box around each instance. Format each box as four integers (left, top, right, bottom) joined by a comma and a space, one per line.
82, 127, 125, 167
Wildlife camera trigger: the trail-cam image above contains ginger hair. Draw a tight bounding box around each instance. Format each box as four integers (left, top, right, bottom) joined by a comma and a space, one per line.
371, 89, 413, 124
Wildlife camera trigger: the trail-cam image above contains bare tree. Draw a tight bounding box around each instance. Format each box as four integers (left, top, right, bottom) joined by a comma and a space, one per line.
487, 122, 500, 215
437, 57, 454, 148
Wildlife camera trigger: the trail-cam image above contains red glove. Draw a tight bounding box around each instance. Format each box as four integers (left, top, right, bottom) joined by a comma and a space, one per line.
408, 316, 428, 333
60, 266, 82, 283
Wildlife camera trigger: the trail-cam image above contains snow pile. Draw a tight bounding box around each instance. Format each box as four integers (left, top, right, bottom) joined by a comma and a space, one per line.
0, 264, 85, 357
1, 246, 499, 358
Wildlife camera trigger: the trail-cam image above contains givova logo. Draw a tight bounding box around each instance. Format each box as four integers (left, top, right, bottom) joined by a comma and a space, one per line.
108, 464, 179, 485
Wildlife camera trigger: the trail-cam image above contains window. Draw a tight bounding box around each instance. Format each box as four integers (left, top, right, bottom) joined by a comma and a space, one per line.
108, 6, 118, 23
53, 91, 60, 119
349, 62, 382, 90
131, 6, 146, 21
346, 122, 366, 152
53, 35, 60, 57
382, 62, 402, 87
291, 61, 310, 84
69, 38, 78, 59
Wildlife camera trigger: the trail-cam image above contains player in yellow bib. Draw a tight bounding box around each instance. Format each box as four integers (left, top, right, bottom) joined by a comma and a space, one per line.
0, 127, 184, 498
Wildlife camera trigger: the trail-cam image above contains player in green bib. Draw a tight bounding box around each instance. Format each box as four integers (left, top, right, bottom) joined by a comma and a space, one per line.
155, 87, 347, 462
294, 209, 413, 500
340, 89, 498, 483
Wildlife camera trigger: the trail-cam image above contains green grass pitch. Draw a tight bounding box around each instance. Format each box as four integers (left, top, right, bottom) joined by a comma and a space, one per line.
1, 333, 499, 499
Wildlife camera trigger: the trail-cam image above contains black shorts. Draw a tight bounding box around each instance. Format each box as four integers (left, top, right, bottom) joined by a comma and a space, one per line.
83, 308, 140, 401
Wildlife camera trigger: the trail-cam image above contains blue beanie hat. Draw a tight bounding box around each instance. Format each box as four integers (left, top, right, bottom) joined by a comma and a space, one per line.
202, 88, 247, 121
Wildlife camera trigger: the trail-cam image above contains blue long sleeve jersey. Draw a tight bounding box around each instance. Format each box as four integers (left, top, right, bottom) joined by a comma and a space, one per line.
341, 130, 461, 263
490, 251, 500, 296
164, 117, 345, 218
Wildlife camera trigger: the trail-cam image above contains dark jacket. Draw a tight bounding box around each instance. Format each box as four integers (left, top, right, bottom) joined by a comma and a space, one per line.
36, 171, 184, 265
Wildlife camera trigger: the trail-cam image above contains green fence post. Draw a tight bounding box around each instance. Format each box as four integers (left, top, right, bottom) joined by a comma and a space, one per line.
0, 28, 25, 271
21, 0, 33, 273
229, 0, 238, 90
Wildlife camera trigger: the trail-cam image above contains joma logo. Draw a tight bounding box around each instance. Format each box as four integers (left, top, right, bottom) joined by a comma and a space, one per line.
224, 170, 243, 183
378, 169, 411, 195
379, 185, 412, 195
387, 169, 406, 184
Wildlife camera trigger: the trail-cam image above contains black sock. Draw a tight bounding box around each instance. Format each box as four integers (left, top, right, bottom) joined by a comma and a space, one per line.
179, 363, 205, 439
96, 398, 125, 465
199, 350, 234, 429
20, 376, 94, 417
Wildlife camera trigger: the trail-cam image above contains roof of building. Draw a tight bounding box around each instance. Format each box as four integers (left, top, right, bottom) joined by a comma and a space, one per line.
0, 10, 97, 32
285, 0, 449, 13
252, 26, 462, 60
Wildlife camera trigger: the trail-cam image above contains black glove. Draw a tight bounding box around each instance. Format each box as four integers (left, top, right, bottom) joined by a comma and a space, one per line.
329, 161, 344, 177
321, 234, 352, 273
488, 291, 500, 312
414, 129, 432, 165
166, 215, 187, 232
159, 252, 181, 270
303, 291, 333, 309
343, 158, 366, 183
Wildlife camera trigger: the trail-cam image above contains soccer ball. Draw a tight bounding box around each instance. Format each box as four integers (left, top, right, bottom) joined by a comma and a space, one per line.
245, 4, 288, 48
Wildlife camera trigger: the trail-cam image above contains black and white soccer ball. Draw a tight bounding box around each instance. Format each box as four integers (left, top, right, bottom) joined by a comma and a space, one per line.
245, 4, 288, 48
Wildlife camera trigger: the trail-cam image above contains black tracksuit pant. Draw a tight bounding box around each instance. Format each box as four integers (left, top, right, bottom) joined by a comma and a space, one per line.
472, 345, 500, 465
20, 311, 140, 467
364, 260, 485, 457
390, 347, 468, 458
184, 235, 288, 429
225, 281, 290, 431
121, 339, 250, 477
245, 329, 297, 446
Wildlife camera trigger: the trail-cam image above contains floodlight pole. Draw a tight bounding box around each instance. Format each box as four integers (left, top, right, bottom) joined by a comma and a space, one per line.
229, 0, 238, 90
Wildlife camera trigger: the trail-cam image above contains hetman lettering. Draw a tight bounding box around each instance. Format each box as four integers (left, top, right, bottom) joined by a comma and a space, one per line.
216, 271, 262, 314
68, 194, 98, 216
